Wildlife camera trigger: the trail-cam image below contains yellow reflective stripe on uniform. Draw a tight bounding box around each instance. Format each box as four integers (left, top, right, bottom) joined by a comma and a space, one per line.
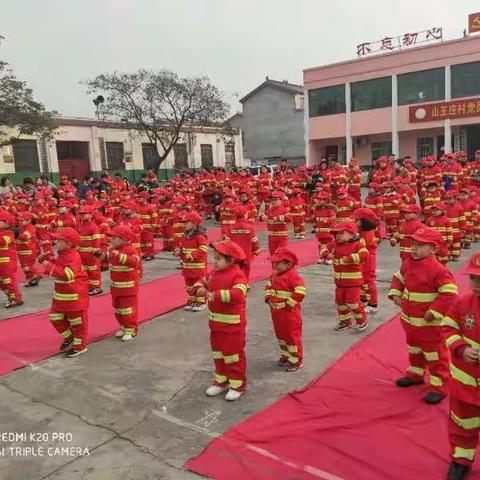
182, 248, 196, 254
0, 258, 10, 263
64, 267, 75, 281
271, 302, 286, 309
424, 351, 439, 361
264, 289, 274, 297
17, 250, 33, 255
438, 283, 458, 294
451, 411, 480, 430
271, 290, 291, 299
229, 379, 243, 389
464, 335, 480, 349
294, 286, 306, 295
214, 373, 227, 384
453, 446, 476, 461
115, 307, 133, 315
68, 316, 82, 326
220, 290, 231, 303
208, 311, 241, 324
212, 351, 223, 360
198, 245, 208, 252
118, 254, 127, 264
2, 235, 11, 245
407, 366, 425, 376
49, 313, 65, 321
182, 263, 206, 268
110, 265, 133, 272
450, 364, 478, 387
446, 334, 463, 347
287, 344, 298, 353
429, 375, 443, 386
388, 289, 403, 297
53, 292, 79, 301
233, 284, 247, 295
407, 345, 422, 355
442, 316, 460, 330
351, 253, 360, 264
401, 312, 441, 327
61, 329, 72, 338
72, 338, 82, 346
393, 271, 404, 283
111, 281, 135, 288
402, 289, 437, 302
224, 354, 240, 364
287, 297, 298, 308
334, 272, 363, 279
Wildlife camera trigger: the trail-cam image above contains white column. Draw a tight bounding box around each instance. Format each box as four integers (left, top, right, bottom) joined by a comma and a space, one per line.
444, 65, 452, 154
345, 82, 352, 163
391, 75, 399, 157
303, 89, 310, 165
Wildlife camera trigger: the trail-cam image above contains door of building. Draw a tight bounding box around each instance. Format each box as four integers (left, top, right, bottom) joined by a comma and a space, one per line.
466, 125, 480, 159
325, 145, 338, 162
56, 141, 91, 180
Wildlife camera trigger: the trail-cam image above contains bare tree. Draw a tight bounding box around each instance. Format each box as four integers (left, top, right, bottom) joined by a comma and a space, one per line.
83, 69, 230, 171
0, 61, 56, 146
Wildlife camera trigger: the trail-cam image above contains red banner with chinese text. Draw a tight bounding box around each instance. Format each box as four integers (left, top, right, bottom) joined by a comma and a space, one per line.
409, 97, 480, 123
468, 12, 480, 33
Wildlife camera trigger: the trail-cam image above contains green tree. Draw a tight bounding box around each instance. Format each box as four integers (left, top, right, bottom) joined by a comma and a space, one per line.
83, 69, 230, 171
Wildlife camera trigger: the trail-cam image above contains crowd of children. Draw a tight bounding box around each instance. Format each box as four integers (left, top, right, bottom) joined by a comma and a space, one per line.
3, 151, 480, 477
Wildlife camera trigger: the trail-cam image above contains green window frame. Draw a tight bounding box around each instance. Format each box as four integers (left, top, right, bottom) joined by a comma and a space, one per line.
452, 61, 480, 99
398, 68, 445, 106
309, 85, 346, 117
351, 77, 392, 111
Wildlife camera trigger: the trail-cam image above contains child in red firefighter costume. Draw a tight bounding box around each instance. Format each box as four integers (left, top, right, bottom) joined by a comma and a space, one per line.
41, 227, 89, 357
443, 253, 480, 480
78, 205, 103, 295
0, 211, 23, 308
459, 187, 475, 249
388, 226, 457, 404
326, 220, 369, 332
218, 190, 237, 235
265, 247, 306, 371
137, 190, 158, 261
156, 190, 175, 251
445, 190, 466, 261
335, 187, 359, 220
198, 240, 248, 402
105, 225, 141, 342
176, 212, 208, 312
382, 181, 402, 237
289, 189, 306, 239
425, 201, 453, 265
52, 201, 77, 230
347, 157, 362, 201
390, 204, 424, 262
224, 206, 260, 281
16, 211, 41, 288
354, 208, 380, 314
263, 191, 290, 255
311, 191, 336, 264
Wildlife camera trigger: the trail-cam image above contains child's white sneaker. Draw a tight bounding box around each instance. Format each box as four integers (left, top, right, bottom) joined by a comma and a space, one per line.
365, 306, 378, 314
325, 259, 333, 265
115, 329, 124, 338
225, 389, 243, 401
191, 303, 207, 312
184, 303, 193, 311
121, 333, 135, 342
206, 385, 228, 397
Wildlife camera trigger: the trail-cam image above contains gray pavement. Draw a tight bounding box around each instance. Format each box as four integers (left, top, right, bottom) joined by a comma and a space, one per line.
0, 230, 477, 480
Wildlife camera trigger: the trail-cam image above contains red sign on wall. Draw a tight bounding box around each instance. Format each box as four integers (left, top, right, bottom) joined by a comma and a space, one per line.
409, 98, 480, 123
469, 12, 480, 34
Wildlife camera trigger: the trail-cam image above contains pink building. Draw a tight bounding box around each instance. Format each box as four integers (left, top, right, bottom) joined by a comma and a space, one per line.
304, 34, 480, 167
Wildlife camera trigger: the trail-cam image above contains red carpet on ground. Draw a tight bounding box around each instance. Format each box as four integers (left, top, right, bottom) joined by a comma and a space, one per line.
186, 263, 479, 480
0, 225, 314, 377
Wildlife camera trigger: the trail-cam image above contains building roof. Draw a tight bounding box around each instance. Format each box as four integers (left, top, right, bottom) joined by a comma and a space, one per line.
239, 78, 303, 103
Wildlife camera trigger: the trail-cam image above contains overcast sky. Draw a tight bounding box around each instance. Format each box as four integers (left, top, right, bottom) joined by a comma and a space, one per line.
1, 0, 476, 117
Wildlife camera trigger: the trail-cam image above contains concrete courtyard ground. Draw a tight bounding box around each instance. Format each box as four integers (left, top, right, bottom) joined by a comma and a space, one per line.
0, 229, 477, 480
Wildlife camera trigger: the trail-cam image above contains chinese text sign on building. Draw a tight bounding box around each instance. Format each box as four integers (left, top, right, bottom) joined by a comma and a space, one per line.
469, 12, 480, 34
356, 27, 443, 57
409, 98, 480, 123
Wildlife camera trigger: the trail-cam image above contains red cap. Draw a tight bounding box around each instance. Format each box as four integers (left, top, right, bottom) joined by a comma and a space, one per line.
463, 253, 480, 275
376, 157, 387, 166
210, 240, 246, 261
108, 225, 134, 242
184, 212, 202, 225
401, 204, 422, 215
409, 227, 443, 247
59, 200, 74, 208
122, 201, 137, 211
17, 212, 34, 222
368, 182, 380, 190
78, 205, 94, 215
313, 191, 330, 200
235, 205, 248, 219
224, 189, 236, 198
0, 211, 15, 225
60, 175, 68, 181
50, 227, 80, 246
331, 220, 358, 235
269, 247, 298, 265
353, 208, 379, 225
445, 190, 458, 199
270, 191, 284, 199
432, 201, 447, 212
138, 191, 150, 199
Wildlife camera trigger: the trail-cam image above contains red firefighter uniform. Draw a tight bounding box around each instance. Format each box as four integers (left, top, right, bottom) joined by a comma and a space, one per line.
137, 192, 158, 259
382, 184, 402, 236
422, 182, 444, 217
107, 225, 141, 338
0, 211, 22, 306
363, 183, 384, 219
388, 227, 458, 395
34, 203, 53, 256
218, 193, 237, 235
178, 213, 208, 307
443, 254, 480, 468
224, 207, 260, 280
265, 248, 306, 368
52, 208, 77, 231
445, 191, 466, 261
44, 228, 89, 353
207, 241, 248, 393
171, 198, 189, 249
327, 221, 369, 330
289, 191, 306, 238
264, 192, 290, 255
371, 157, 392, 185
444, 155, 463, 191
16, 212, 40, 285
459, 189, 475, 248
157, 194, 174, 251
420, 159, 442, 190
425, 202, 453, 265
390, 205, 424, 261
347, 158, 362, 201
335, 188, 359, 220
78, 207, 102, 293
311, 192, 336, 262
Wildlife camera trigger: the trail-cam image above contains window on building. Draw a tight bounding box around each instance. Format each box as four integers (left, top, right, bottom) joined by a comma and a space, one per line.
398, 68, 445, 105
12, 139, 40, 172
371, 141, 392, 161
294, 94, 305, 110
200, 144, 214, 169
308, 85, 346, 117
142, 143, 159, 170
416, 137, 434, 158
452, 61, 480, 98
106, 142, 125, 170
174, 143, 188, 170
225, 142, 236, 170
351, 77, 392, 111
